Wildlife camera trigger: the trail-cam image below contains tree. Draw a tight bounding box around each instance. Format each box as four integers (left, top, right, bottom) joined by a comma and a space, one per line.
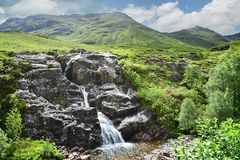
5, 108, 23, 141
205, 90, 234, 121
205, 50, 240, 119
182, 64, 207, 89
178, 98, 198, 131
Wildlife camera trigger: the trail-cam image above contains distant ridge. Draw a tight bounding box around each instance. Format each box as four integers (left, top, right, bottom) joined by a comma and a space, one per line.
164, 26, 229, 48
225, 33, 240, 41
0, 13, 200, 50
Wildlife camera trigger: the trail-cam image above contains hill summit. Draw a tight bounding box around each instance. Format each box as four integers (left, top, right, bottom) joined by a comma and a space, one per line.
164, 26, 229, 48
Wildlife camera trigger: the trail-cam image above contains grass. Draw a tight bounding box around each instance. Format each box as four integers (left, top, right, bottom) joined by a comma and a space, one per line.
1, 31, 234, 129
1, 31, 239, 130
0, 31, 82, 52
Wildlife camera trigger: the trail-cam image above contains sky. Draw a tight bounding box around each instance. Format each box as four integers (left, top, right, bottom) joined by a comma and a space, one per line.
0, 0, 239, 35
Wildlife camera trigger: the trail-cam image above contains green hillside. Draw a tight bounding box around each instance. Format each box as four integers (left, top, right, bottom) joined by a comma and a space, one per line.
165, 26, 229, 48
0, 13, 202, 51
0, 31, 85, 52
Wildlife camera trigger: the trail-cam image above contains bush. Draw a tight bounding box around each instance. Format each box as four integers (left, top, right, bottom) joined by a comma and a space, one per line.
0, 93, 26, 129
0, 128, 9, 159
175, 119, 240, 159
4, 140, 62, 160
5, 108, 23, 141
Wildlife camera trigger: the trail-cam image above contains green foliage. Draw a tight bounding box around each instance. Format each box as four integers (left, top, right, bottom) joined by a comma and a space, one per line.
0, 55, 21, 100
0, 128, 9, 159
175, 119, 240, 160
5, 108, 23, 141
205, 50, 240, 120
178, 98, 198, 131
182, 64, 207, 89
3, 140, 62, 160
0, 93, 26, 129
205, 90, 234, 121
0, 32, 84, 52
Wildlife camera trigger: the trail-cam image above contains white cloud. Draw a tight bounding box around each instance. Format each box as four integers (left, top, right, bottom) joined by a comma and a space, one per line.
0, 7, 5, 14
7, 0, 58, 16
0, 0, 111, 24
123, 0, 240, 35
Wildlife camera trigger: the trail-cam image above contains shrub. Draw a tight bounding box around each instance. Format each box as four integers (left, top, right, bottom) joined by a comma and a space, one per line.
0, 93, 26, 129
178, 98, 198, 131
4, 140, 62, 160
175, 119, 240, 159
5, 108, 23, 141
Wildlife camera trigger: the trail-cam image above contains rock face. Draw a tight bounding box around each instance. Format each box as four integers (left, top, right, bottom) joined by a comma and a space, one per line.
15, 50, 164, 149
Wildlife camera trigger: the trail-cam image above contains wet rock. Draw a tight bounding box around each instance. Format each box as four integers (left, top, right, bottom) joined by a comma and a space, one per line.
61, 52, 124, 85
15, 51, 164, 151
15, 52, 101, 149
118, 110, 164, 142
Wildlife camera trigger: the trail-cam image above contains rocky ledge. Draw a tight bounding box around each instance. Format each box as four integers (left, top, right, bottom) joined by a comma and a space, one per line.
14, 50, 165, 151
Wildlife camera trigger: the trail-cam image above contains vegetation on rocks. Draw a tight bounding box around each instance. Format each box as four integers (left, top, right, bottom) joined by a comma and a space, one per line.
0, 13, 240, 158
175, 119, 240, 159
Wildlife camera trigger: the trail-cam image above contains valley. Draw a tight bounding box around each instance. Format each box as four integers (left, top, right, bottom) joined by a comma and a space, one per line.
0, 11, 240, 160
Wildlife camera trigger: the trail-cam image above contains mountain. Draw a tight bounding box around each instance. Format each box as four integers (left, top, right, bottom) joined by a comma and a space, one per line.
164, 26, 229, 48
225, 33, 240, 41
0, 13, 201, 50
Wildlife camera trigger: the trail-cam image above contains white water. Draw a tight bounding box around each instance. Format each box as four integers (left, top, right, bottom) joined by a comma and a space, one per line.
80, 88, 90, 109
64, 54, 82, 76
97, 112, 124, 145
80, 87, 136, 157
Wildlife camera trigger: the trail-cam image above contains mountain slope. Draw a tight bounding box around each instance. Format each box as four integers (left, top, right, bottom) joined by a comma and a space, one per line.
0, 31, 84, 51
0, 13, 202, 50
225, 33, 240, 41
164, 26, 229, 48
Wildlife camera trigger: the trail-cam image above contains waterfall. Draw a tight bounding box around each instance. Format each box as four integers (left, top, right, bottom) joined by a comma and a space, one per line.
80, 88, 90, 109
80, 87, 136, 157
97, 112, 136, 157
80, 88, 124, 145
64, 54, 82, 76
97, 112, 124, 145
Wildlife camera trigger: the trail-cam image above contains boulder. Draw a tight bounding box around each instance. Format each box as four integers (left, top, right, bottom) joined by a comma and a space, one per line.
15, 51, 165, 150
211, 45, 230, 52
183, 53, 203, 60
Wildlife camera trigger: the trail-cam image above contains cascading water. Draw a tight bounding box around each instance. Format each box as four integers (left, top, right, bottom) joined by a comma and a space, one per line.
97, 112, 124, 145
64, 54, 82, 76
80, 87, 136, 157
80, 88, 90, 109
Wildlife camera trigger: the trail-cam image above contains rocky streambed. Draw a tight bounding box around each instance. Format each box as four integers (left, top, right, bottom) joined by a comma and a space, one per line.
13, 50, 167, 159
